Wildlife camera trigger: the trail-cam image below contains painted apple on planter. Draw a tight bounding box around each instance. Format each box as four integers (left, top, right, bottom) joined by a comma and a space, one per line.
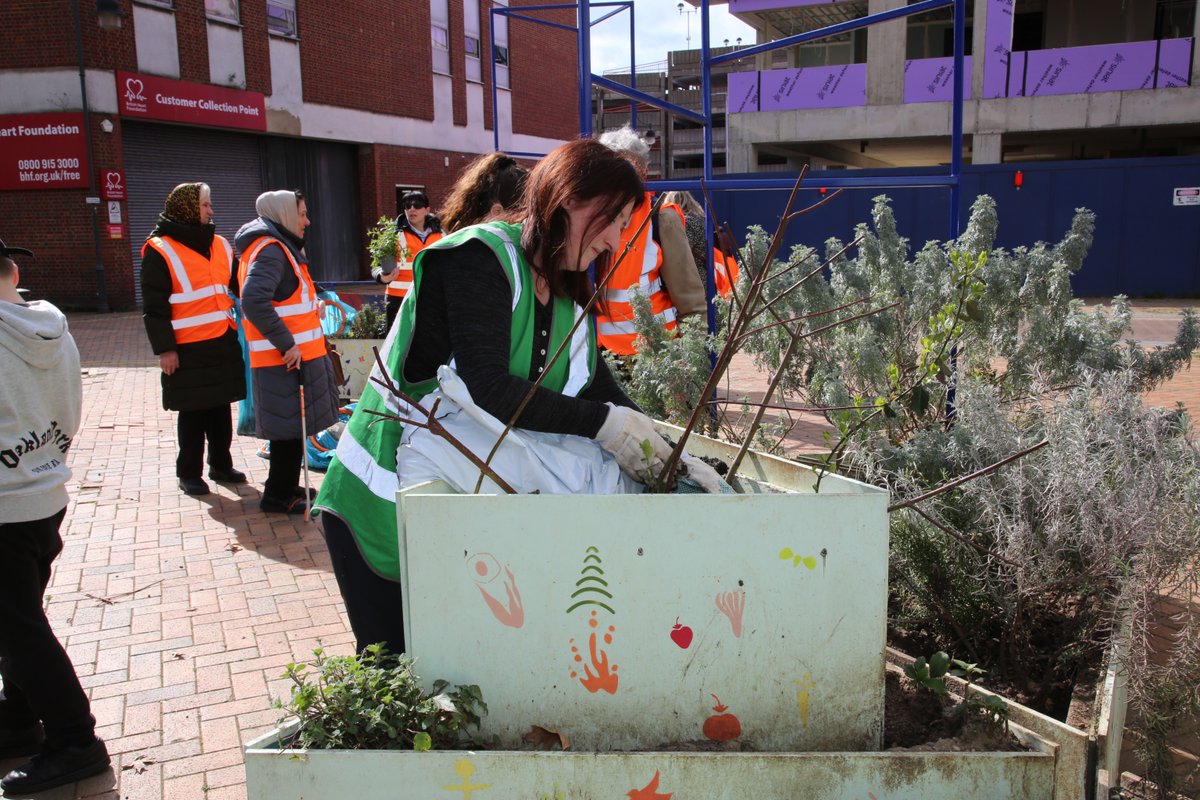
703, 694, 742, 742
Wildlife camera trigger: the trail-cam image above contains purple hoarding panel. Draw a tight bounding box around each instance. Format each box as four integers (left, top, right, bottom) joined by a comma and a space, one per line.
730, 0, 840, 11
904, 56, 973, 103
1158, 38, 1193, 88
727, 72, 760, 113
1008, 51, 1026, 96
983, 0, 1015, 99
1025, 40, 1160, 96
758, 64, 866, 110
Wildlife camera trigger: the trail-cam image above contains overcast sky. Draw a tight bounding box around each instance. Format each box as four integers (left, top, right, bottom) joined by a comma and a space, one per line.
587, 2, 758, 74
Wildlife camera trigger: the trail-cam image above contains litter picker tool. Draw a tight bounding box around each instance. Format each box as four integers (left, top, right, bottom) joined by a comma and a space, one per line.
298, 361, 311, 521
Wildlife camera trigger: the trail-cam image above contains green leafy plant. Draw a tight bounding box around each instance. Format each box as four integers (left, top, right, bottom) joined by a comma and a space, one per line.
344, 301, 389, 340
904, 650, 984, 694
367, 216, 401, 270
275, 644, 489, 751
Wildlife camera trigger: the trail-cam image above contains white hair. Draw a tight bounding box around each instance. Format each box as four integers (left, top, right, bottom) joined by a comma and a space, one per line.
598, 125, 650, 170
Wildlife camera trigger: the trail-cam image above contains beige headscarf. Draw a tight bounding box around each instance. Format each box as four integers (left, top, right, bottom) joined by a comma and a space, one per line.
255, 190, 301, 238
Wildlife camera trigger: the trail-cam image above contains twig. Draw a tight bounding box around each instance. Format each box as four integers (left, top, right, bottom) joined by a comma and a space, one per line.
887, 439, 1049, 513
84, 578, 165, 606
367, 348, 519, 494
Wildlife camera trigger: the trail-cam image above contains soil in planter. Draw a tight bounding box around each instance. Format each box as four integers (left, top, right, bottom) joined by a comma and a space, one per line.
883, 671, 1026, 753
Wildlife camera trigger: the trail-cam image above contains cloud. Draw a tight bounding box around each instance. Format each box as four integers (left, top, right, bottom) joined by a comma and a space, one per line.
587, 4, 756, 74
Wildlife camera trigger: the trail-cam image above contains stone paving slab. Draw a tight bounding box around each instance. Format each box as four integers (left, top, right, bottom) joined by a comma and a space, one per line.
0, 306, 1193, 799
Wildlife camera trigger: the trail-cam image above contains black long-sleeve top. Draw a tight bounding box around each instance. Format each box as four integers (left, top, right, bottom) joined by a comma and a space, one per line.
403, 239, 636, 438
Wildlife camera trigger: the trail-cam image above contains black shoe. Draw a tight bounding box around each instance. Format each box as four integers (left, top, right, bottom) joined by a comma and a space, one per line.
208, 467, 248, 484
178, 477, 210, 496
0, 723, 44, 760
1, 738, 110, 795
293, 486, 318, 501
260, 494, 308, 515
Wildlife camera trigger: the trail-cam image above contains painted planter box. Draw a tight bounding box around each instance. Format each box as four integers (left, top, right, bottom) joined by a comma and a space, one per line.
244, 719, 1056, 800
329, 338, 384, 400
396, 430, 888, 752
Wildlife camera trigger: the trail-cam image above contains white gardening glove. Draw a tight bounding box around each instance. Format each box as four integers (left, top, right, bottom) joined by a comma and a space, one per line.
596, 404, 673, 483
680, 452, 723, 494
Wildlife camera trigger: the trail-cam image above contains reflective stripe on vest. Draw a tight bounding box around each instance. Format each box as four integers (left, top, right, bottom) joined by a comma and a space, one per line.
385, 229, 443, 298
595, 193, 678, 355
142, 235, 236, 343
314, 220, 596, 581
236, 236, 327, 368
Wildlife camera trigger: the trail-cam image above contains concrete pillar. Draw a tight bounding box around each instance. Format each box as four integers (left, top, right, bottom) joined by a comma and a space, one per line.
972, 133, 1002, 164
1193, 5, 1200, 86
971, 0, 988, 99
867, 0, 906, 105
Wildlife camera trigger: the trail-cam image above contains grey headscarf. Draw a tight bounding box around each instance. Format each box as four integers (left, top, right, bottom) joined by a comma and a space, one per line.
255, 190, 301, 238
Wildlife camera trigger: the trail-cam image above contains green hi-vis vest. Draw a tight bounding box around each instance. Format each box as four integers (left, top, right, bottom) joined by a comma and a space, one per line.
314, 221, 598, 581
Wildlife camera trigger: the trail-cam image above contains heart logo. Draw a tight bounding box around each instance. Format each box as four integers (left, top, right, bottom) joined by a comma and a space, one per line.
125, 78, 145, 102
104, 172, 123, 191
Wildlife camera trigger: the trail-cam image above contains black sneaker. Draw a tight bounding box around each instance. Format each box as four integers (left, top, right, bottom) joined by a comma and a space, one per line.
293, 486, 318, 501
208, 467, 248, 484
260, 494, 307, 515
178, 477, 210, 496
0, 723, 43, 759
1, 738, 110, 795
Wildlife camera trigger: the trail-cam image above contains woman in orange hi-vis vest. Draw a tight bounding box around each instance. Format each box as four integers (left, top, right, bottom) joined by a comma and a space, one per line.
140, 182, 247, 498
372, 189, 443, 330
235, 190, 341, 515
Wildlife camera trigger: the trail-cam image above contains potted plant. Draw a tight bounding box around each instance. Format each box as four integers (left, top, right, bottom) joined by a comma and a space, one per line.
367, 215, 402, 276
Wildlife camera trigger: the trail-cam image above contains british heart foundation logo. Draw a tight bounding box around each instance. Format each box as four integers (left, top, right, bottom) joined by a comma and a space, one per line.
104, 172, 123, 194
124, 78, 147, 111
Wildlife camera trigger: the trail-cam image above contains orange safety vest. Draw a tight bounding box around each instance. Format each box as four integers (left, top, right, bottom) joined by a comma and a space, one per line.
596, 194, 679, 355
236, 236, 328, 368
142, 234, 236, 344
714, 247, 739, 299
385, 228, 444, 299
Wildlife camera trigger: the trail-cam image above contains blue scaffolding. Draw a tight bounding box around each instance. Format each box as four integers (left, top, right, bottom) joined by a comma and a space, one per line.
490, 0, 969, 310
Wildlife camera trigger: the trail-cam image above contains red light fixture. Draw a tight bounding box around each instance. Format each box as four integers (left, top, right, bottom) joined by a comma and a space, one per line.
819, 187, 828, 195
1013, 170, 1024, 191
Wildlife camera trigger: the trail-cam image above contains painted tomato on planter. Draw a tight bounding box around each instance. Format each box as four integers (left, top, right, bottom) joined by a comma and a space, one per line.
702, 694, 742, 741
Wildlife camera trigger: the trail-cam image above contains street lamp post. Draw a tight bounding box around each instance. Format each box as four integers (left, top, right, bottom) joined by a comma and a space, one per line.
677, 2, 697, 50
71, 0, 123, 312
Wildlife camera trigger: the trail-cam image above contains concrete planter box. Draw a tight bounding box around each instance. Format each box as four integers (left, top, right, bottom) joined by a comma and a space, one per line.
244, 428, 1126, 798
328, 338, 384, 401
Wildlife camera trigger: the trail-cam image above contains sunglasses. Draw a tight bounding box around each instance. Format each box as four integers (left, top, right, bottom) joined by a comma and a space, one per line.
403, 199, 428, 210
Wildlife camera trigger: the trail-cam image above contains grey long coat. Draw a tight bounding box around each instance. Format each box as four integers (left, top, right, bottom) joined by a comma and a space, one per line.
234, 217, 340, 441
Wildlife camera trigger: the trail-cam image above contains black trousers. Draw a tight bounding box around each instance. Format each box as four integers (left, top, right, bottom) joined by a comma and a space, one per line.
265, 438, 303, 500
176, 405, 234, 479
0, 508, 96, 748
320, 512, 406, 656
384, 295, 403, 331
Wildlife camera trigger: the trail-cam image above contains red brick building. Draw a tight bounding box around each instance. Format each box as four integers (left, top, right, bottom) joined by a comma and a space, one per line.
0, 0, 579, 310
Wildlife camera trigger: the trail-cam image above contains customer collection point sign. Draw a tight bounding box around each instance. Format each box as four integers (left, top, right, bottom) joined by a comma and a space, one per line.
117, 71, 267, 132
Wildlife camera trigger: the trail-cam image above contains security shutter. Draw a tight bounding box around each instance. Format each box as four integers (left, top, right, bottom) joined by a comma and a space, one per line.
123, 122, 265, 306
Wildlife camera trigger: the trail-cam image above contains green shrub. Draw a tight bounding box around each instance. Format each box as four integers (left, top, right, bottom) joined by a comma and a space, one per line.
276, 645, 489, 751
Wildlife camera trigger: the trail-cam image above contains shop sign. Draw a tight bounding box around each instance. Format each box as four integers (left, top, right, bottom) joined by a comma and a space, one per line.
0, 113, 90, 190
117, 71, 267, 132
100, 169, 126, 200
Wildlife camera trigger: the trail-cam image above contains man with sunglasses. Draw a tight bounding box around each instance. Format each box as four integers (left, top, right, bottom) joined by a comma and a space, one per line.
373, 189, 443, 328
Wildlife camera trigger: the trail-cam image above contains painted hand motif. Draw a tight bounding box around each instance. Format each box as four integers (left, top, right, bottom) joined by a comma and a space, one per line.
714, 589, 746, 638
475, 565, 524, 629
580, 629, 619, 695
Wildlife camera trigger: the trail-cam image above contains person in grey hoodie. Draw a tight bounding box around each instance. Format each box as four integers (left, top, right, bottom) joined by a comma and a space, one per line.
0, 239, 110, 794
235, 191, 341, 514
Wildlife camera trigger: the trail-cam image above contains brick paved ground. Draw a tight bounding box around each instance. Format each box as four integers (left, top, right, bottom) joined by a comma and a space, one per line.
0, 302, 1194, 799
